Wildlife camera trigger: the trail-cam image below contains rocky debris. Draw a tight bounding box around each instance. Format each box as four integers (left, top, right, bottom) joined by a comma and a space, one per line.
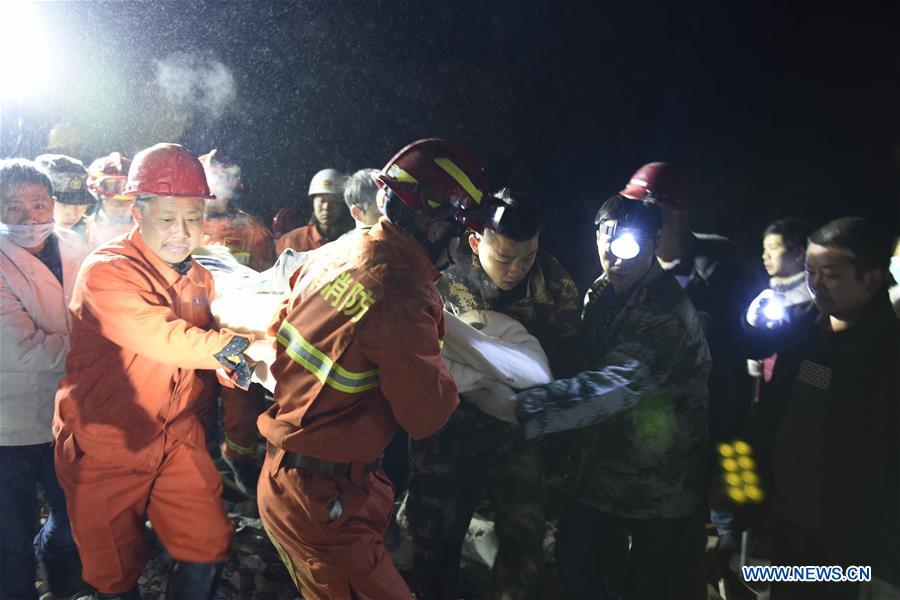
389, 495, 567, 598
242, 553, 268, 575
214, 499, 298, 600
58, 499, 297, 600
461, 515, 498, 569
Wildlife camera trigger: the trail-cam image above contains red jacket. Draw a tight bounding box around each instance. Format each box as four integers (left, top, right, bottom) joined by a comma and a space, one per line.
276, 223, 326, 254
202, 209, 276, 271
259, 220, 459, 463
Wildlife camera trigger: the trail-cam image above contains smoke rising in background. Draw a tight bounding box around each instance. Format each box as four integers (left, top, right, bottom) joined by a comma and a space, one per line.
155, 53, 237, 121
205, 161, 242, 206
0, 0, 894, 288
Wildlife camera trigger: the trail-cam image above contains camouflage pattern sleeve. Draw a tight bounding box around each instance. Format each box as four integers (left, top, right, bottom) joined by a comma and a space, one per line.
514, 307, 690, 440
437, 253, 486, 317
538, 253, 583, 377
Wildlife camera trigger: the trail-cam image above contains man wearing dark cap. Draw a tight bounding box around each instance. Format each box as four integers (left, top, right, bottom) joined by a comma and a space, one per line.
35, 153, 95, 238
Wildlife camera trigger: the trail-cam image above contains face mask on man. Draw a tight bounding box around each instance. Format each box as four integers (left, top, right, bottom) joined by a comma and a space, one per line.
0, 221, 55, 249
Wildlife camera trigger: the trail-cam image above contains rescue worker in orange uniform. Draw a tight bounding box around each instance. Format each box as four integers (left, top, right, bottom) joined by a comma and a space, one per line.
197, 149, 276, 496
198, 149, 276, 271
53, 144, 273, 599
275, 168, 352, 254
257, 139, 493, 599
84, 152, 135, 249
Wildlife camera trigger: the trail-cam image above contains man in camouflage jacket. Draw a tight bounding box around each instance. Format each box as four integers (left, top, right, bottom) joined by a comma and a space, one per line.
473, 194, 710, 599
407, 194, 580, 600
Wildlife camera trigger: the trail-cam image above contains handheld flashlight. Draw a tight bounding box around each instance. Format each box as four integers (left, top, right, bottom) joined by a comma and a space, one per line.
762, 295, 785, 322
759, 293, 786, 328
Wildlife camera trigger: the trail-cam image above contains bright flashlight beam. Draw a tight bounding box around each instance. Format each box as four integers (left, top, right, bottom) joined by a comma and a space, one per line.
0, 1, 50, 100
762, 297, 785, 322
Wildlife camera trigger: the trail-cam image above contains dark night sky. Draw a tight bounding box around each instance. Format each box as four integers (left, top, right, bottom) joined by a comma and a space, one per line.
2, 0, 897, 285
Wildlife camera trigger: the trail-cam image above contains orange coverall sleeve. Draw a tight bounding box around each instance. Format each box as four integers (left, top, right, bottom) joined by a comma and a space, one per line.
73, 260, 238, 370
365, 302, 459, 441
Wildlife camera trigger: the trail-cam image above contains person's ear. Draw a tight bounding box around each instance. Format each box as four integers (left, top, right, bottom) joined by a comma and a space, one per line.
349, 205, 362, 222
469, 232, 481, 255
861, 269, 884, 294
131, 203, 142, 224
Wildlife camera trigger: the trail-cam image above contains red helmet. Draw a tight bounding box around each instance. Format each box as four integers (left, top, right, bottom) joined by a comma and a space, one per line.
619, 162, 688, 210
86, 152, 132, 200
271, 206, 304, 238
375, 139, 494, 232
123, 143, 215, 199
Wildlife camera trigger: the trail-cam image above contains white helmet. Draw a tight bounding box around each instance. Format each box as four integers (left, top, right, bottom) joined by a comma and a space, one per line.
308, 168, 345, 196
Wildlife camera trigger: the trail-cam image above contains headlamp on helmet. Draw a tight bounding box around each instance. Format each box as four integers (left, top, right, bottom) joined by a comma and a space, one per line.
599, 221, 644, 260
594, 194, 663, 261
597, 216, 652, 261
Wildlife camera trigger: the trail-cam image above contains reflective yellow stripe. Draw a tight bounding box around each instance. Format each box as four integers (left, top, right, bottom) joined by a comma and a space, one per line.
386, 164, 418, 184
265, 530, 301, 590
224, 437, 256, 456
276, 321, 380, 394
434, 158, 483, 204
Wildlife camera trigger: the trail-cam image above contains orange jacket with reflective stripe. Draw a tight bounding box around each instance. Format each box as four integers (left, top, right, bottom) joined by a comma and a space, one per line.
53, 230, 238, 466
275, 223, 325, 255
259, 220, 459, 463
202, 209, 276, 271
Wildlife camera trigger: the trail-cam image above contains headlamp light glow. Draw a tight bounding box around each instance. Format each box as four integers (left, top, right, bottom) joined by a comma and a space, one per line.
609, 231, 641, 260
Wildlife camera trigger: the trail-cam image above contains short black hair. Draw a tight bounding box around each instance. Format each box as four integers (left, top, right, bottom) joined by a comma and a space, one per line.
0, 159, 53, 200
808, 217, 893, 273
594, 194, 663, 236
763, 218, 808, 252
484, 188, 542, 242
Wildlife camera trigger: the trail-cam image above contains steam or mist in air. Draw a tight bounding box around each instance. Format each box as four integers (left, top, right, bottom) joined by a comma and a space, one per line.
206, 161, 242, 203
155, 53, 237, 121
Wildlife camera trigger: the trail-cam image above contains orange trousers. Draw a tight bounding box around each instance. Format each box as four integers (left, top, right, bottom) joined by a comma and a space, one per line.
258, 449, 409, 600
54, 432, 233, 594
221, 384, 267, 459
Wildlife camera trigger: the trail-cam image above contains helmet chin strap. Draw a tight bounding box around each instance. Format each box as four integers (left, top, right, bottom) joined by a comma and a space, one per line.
383, 192, 461, 266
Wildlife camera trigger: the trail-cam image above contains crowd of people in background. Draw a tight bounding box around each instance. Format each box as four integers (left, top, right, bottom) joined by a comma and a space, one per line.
0, 137, 897, 600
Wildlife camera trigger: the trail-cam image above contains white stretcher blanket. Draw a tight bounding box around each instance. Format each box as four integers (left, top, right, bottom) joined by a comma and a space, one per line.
441, 309, 552, 392
199, 248, 553, 399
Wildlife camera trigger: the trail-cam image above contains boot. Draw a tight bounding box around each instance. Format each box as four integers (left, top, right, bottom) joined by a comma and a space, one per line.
165, 561, 224, 600
39, 547, 86, 596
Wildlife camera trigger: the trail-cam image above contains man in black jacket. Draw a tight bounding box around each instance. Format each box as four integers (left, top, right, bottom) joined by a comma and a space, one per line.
743, 217, 898, 600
